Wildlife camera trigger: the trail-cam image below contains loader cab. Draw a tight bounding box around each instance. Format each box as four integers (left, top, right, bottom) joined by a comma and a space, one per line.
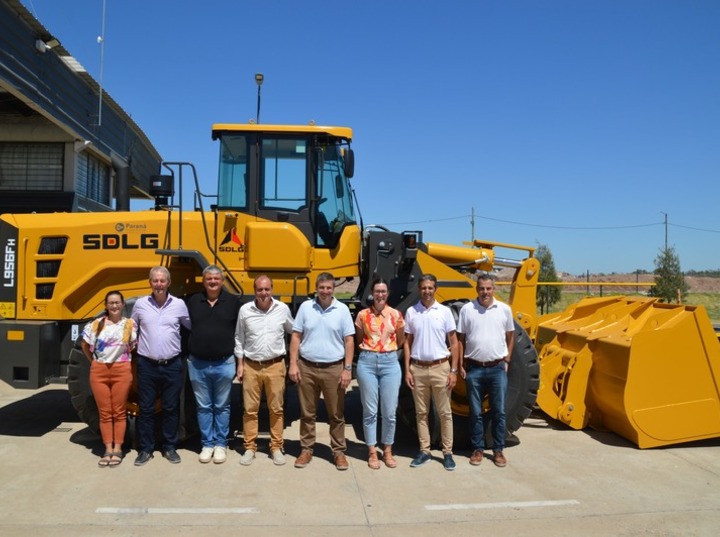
212, 124, 357, 249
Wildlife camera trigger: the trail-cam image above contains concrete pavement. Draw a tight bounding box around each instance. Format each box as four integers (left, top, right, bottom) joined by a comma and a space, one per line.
0, 380, 718, 536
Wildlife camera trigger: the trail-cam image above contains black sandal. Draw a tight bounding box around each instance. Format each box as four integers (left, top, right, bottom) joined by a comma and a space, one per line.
107, 452, 123, 467
98, 452, 113, 467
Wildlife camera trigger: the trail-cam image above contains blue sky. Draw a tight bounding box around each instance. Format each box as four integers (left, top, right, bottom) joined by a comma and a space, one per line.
22, 0, 720, 275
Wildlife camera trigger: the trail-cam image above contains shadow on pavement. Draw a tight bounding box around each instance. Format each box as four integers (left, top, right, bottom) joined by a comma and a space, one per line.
0, 387, 80, 437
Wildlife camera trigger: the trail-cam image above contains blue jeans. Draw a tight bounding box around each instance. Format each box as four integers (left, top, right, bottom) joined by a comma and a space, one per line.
356, 351, 401, 447
188, 355, 235, 448
137, 356, 184, 452
465, 362, 507, 452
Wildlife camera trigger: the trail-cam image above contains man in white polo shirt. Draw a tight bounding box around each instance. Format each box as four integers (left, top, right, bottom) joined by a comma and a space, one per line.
457, 272, 515, 468
403, 273, 459, 471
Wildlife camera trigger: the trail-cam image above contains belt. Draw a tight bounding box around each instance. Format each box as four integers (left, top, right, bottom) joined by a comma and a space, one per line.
299, 357, 343, 368
359, 350, 398, 356
191, 355, 232, 362
140, 354, 180, 366
410, 357, 449, 367
245, 355, 285, 366
466, 358, 504, 368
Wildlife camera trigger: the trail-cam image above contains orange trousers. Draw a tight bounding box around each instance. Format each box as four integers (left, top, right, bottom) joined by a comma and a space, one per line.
89, 361, 133, 446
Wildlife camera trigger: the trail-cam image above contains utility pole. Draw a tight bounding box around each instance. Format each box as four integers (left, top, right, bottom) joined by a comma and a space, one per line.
471, 207, 475, 242
660, 211, 668, 250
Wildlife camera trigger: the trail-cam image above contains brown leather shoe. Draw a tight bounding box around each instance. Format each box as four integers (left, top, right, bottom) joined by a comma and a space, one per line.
493, 451, 507, 468
469, 450, 484, 466
334, 453, 349, 471
294, 449, 313, 469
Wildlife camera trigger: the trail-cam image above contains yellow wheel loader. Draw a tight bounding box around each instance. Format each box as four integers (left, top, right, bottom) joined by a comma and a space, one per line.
1, 123, 717, 448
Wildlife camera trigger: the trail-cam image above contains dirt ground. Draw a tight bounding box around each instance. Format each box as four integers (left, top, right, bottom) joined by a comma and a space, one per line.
553, 272, 720, 293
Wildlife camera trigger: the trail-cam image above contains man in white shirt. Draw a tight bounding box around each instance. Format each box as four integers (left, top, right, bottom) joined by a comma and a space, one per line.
234, 275, 294, 466
457, 272, 515, 468
403, 274, 459, 471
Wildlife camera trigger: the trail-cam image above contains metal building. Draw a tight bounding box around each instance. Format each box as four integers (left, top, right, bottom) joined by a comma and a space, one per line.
0, 0, 161, 215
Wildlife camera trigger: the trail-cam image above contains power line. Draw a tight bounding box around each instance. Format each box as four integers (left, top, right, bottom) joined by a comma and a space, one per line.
380, 214, 659, 230
377, 213, 720, 233
380, 215, 469, 226
670, 223, 720, 234
473, 215, 659, 231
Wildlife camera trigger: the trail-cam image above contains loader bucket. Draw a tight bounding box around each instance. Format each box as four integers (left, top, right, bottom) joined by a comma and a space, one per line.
535, 296, 720, 448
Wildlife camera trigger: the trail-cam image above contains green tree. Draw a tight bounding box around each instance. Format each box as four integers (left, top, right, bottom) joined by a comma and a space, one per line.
536, 243, 561, 314
652, 246, 688, 303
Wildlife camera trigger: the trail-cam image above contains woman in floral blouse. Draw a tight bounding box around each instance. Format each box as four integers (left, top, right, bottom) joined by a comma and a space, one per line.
355, 277, 405, 469
81, 290, 136, 467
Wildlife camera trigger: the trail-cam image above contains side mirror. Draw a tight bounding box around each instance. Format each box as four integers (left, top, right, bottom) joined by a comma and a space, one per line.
343, 149, 355, 178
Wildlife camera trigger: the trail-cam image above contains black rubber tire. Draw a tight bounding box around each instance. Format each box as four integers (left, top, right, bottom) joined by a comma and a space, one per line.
67, 344, 99, 434
177, 359, 198, 441
504, 321, 540, 433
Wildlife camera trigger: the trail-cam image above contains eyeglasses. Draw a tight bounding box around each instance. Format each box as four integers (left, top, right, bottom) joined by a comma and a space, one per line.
106, 301, 123, 306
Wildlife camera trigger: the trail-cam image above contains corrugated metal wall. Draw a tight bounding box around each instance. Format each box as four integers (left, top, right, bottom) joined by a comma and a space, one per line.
0, 0, 162, 199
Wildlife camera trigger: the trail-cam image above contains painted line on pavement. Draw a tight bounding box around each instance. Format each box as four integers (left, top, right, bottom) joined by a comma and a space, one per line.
425, 499, 580, 511
96, 507, 259, 514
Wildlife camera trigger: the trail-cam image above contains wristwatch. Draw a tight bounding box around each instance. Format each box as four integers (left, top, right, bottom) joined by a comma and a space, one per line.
344, 364, 352, 371
450, 368, 458, 374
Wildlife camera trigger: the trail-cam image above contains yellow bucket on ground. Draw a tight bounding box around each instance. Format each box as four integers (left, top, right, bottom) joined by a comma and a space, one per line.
535, 296, 720, 448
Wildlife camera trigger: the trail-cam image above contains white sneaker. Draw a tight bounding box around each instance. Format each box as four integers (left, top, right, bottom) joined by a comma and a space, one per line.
199, 447, 214, 464
213, 447, 227, 464
239, 449, 255, 466
271, 450, 286, 466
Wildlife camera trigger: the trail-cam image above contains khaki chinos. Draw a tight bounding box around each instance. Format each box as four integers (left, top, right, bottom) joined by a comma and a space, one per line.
410, 360, 453, 454
297, 359, 347, 454
242, 358, 287, 452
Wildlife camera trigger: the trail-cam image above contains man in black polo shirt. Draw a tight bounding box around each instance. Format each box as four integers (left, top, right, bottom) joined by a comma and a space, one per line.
186, 265, 242, 464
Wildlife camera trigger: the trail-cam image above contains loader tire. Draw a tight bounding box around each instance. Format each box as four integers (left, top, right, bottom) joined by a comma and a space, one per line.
504, 321, 540, 433
67, 345, 99, 435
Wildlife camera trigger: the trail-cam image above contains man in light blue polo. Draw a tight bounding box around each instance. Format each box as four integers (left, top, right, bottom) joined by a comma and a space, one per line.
288, 272, 355, 471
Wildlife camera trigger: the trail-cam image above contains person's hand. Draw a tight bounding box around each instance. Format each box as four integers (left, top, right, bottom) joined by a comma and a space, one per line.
289, 362, 301, 383
405, 371, 415, 390
339, 369, 351, 390
236, 362, 244, 383
447, 371, 457, 390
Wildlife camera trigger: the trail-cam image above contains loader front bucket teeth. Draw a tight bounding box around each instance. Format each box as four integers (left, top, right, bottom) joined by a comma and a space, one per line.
535, 296, 720, 448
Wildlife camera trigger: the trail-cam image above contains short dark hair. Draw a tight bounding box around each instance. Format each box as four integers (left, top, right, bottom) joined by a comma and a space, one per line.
477, 272, 496, 284
418, 274, 437, 287
316, 272, 336, 287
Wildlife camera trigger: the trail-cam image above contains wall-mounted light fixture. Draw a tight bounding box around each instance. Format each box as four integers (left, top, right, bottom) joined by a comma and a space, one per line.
35, 37, 60, 53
